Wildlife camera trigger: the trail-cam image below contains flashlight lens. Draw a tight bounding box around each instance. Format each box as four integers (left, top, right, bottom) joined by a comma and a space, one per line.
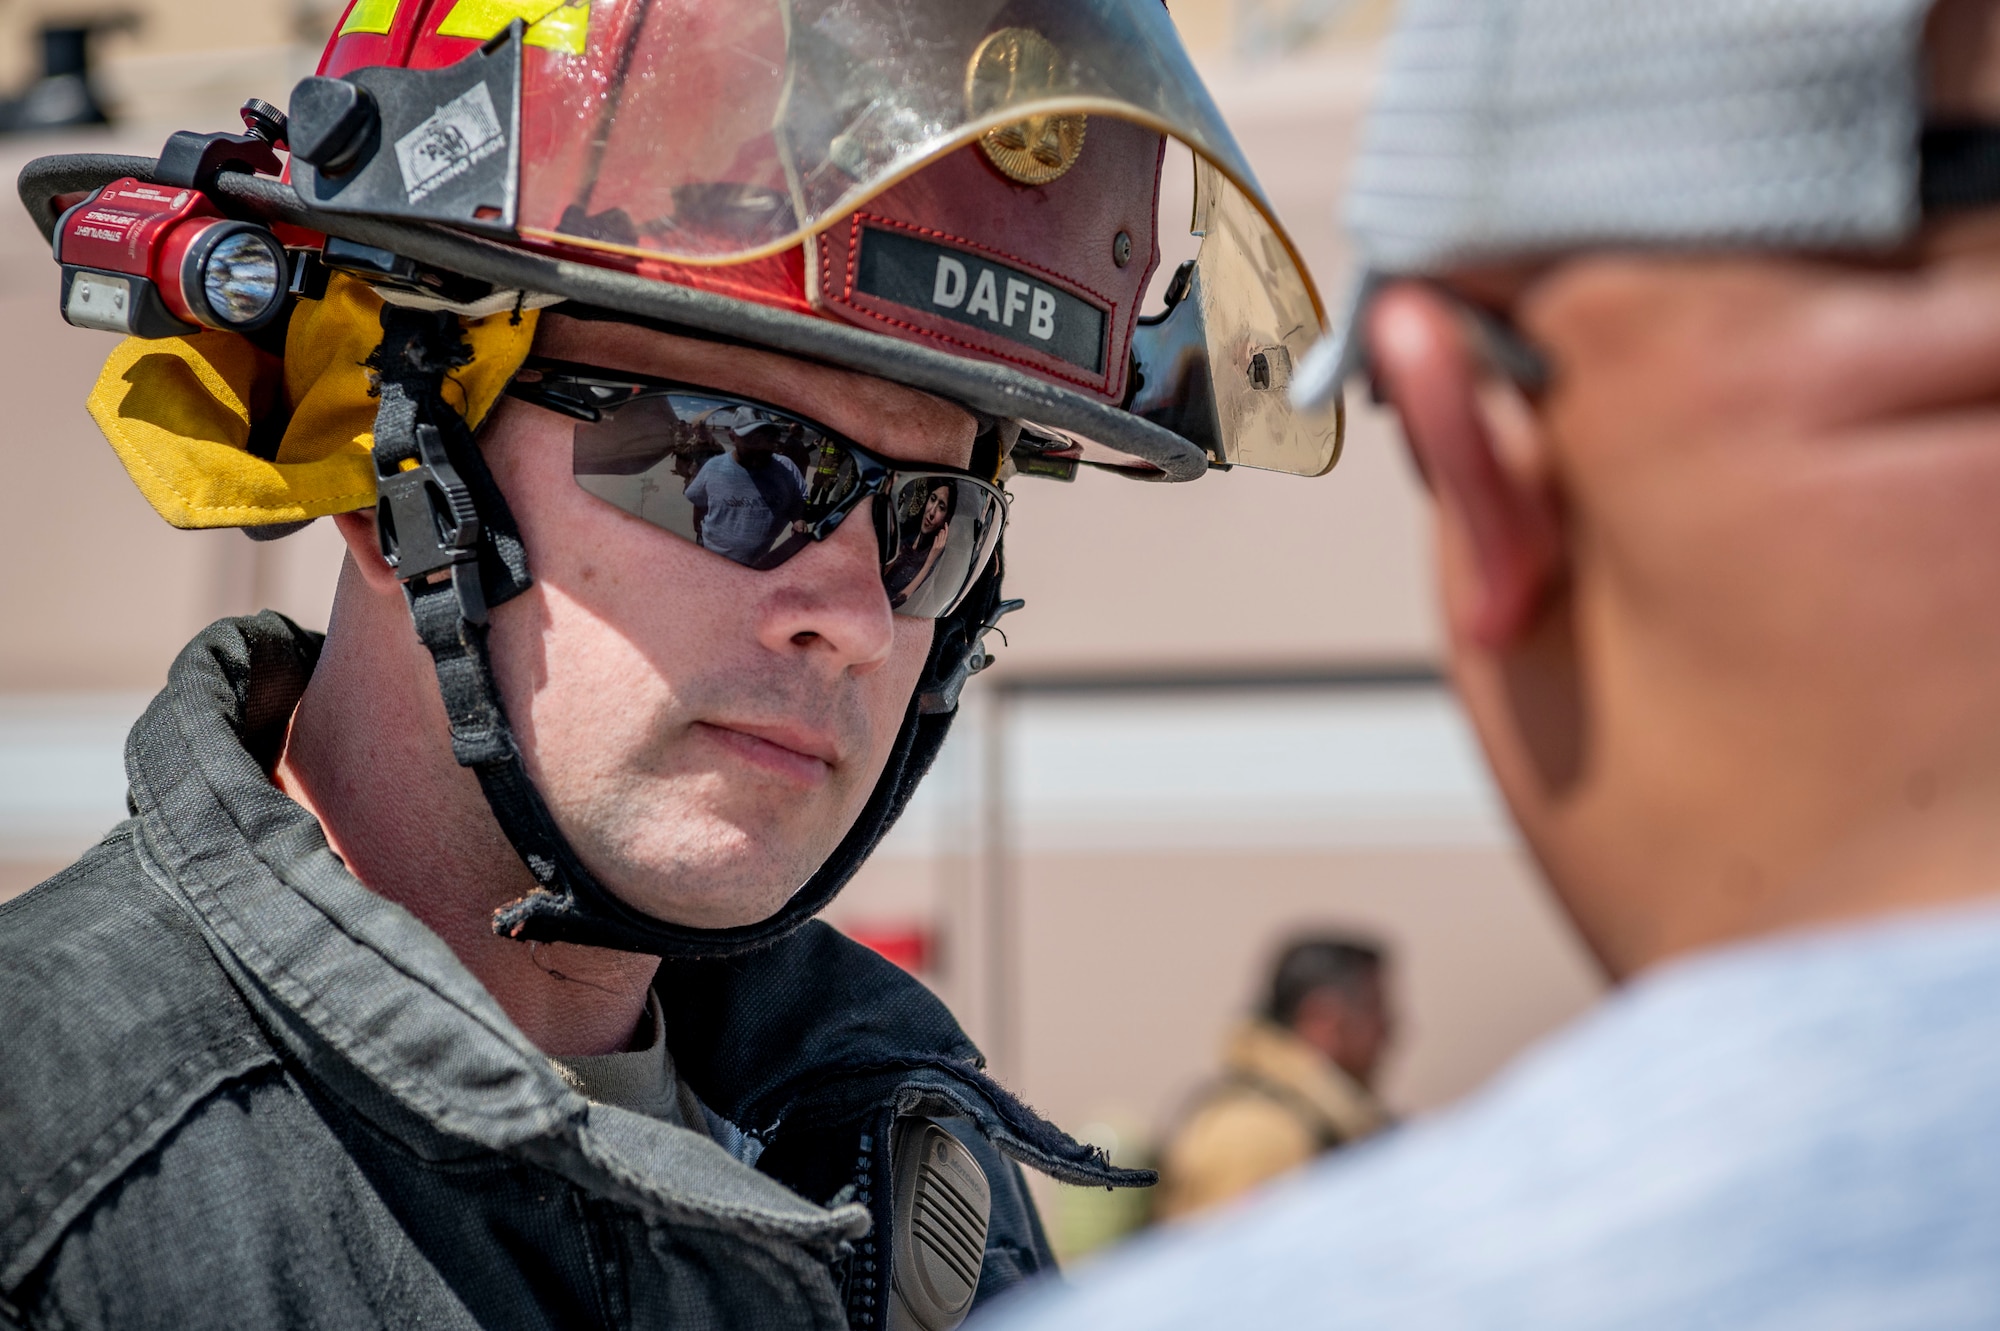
202, 231, 282, 326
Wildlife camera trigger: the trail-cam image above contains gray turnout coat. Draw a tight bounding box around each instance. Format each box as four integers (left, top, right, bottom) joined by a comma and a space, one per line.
0, 616, 1128, 1330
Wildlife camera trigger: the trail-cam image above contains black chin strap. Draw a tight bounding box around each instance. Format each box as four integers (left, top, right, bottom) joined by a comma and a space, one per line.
368, 304, 590, 930
368, 304, 1012, 958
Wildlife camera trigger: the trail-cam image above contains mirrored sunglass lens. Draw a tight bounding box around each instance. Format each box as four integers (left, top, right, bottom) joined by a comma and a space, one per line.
882, 476, 1001, 619
569, 388, 1001, 620
572, 394, 860, 572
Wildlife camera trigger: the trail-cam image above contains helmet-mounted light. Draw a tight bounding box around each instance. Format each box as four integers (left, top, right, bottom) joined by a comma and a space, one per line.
56, 179, 292, 337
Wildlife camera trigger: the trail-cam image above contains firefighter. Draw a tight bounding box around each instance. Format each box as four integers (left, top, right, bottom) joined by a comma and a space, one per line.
0, 2, 1341, 1328
1155, 935, 1393, 1221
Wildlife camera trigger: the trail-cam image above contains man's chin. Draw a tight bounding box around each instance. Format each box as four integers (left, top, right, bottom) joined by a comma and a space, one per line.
588, 844, 817, 932
610, 881, 803, 932
558, 797, 848, 930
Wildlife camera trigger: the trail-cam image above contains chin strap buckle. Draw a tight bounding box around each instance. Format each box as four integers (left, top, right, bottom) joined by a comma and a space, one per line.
368, 302, 517, 627
375, 420, 488, 624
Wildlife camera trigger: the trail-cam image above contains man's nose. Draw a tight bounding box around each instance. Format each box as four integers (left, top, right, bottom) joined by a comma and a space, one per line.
754, 502, 896, 672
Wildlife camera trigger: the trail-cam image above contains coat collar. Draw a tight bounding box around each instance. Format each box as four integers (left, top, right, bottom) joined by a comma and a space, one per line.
124, 613, 863, 1244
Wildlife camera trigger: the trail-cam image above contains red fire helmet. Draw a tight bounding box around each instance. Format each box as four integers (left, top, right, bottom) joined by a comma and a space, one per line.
13, 0, 1351, 958
290, 0, 1342, 481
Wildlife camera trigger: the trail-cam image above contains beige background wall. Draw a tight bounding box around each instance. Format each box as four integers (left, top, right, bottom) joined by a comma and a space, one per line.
0, 0, 1606, 1192
1013, 847, 1596, 1126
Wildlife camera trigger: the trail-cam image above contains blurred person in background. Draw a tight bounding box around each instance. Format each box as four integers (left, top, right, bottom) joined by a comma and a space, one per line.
985, 0, 2000, 1325
1154, 935, 1392, 1220
0, 1, 1349, 1326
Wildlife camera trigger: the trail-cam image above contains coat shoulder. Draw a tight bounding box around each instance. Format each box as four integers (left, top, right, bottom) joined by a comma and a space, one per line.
0, 827, 277, 1293
1155, 1084, 1320, 1221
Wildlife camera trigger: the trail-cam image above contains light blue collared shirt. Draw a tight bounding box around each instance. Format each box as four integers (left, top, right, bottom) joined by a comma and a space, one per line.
984, 901, 2000, 1330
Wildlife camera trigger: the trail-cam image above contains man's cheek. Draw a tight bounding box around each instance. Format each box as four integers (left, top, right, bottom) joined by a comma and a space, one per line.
887, 623, 937, 707
857, 625, 934, 760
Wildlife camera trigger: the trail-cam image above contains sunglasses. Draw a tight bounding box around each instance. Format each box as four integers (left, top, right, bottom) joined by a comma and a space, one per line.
1331, 273, 1555, 413
506, 357, 1007, 620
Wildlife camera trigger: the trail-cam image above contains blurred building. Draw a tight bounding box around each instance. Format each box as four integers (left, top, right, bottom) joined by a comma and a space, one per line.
0, 0, 1604, 1259
0, 0, 340, 132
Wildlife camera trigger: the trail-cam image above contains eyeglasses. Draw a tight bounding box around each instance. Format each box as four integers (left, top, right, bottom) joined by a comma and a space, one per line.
1453, 298, 1551, 397
505, 358, 1007, 620
1343, 276, 1552, 405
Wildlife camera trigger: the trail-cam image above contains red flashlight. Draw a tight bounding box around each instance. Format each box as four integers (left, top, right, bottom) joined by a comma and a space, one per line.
57, 177, 290, 338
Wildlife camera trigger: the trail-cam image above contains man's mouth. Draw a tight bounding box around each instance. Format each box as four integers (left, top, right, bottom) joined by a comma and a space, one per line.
693, 719, 839, 785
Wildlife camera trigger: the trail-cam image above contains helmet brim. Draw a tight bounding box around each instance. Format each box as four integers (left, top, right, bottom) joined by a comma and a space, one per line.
21, 153, 1209, 482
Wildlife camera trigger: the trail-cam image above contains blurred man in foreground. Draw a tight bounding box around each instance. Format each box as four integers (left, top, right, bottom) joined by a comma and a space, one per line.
986, 0, 2000, 1323
1155, 936, 1392, 1220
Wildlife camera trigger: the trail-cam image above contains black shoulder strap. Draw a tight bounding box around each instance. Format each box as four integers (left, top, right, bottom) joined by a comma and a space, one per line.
1206, 1071, 1347, 1153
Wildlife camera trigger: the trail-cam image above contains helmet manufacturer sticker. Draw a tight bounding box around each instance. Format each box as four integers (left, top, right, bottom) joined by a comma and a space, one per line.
396, 82, 505, 204
855, 226, 1107, 374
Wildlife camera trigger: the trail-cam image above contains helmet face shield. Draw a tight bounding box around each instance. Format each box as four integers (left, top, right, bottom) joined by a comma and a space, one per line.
288, 0, 1343, 477
502, 0, 1339, 476
1127, 158, 1342, 477
520, 0, 1246, 259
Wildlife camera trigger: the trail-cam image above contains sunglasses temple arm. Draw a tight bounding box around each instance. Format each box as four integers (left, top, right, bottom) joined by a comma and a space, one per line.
504, 379, 606, 422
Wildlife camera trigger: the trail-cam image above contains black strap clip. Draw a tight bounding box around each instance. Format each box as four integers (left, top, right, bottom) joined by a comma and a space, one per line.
920, 597, 1024, 715
375, 420, 488, 624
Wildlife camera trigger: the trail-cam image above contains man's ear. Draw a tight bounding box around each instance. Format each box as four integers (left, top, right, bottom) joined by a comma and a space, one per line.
330, 509, 401, 595
1368, 282, 1561, 648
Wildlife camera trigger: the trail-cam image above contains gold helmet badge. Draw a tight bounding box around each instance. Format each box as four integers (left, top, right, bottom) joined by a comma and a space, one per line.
966, 28, 1088, 186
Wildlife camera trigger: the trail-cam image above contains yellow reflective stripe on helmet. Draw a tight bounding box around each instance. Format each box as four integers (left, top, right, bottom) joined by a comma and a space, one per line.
437, 0, 588, 53
337, 0, 401, 37
438, 0, 562, 37
523, 4, 588, 55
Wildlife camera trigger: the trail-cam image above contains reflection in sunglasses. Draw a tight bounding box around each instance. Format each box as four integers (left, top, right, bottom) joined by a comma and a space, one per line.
515, 360, 1006, 620
885, 478, 960, 609
686, 445, 807, 565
